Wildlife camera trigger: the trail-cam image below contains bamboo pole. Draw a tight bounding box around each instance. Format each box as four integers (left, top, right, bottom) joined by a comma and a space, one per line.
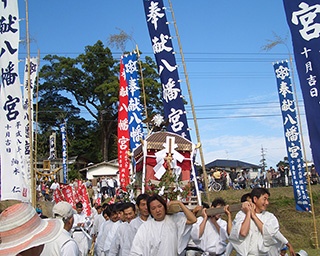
34, 50, 40, 192
167, 0, 210, 202
288, 55, 319, 249
135, 45, 150, 133
25, 0, 36, 207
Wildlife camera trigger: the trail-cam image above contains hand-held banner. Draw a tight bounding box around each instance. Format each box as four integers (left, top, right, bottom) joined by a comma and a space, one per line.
273, 61, 311, 211
283, 0, 320, 176
143, 0, 190, 140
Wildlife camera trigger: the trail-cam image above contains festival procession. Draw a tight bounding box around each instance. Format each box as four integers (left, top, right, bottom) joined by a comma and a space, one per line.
1, 0, 320, 255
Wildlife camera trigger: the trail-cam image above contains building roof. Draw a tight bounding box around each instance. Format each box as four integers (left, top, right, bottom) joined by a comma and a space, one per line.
79, 159, 118, 173
205, 159, 261, 170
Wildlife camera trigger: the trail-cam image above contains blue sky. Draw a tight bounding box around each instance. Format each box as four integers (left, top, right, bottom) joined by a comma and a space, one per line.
17, 0, 312, 168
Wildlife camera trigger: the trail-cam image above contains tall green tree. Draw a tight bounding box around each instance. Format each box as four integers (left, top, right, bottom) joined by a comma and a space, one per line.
37, 40, 162, 162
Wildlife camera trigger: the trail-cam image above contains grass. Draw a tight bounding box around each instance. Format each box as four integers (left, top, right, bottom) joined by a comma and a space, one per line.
204, 185, 320, 256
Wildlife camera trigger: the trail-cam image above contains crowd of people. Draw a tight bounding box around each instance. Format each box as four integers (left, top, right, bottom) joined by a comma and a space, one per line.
196, 165, 320, 193
0, 187, 310, 256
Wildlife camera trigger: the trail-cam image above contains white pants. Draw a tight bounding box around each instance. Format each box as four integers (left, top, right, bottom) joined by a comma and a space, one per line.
73, 231, 90, 256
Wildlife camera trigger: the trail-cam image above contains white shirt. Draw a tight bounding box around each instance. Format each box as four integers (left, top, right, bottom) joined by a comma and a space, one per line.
191, 217, 228, 254
50, 182, 60, 190
130, 213, 192, 256
72, 212, 91, 232
229, 210, 279, 256
41, 229, 79, 256
107, 178, 115, 188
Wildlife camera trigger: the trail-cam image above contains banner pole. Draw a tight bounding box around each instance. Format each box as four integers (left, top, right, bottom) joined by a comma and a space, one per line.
34, 50, 40, 191
288, 54, 319, 249
25, 0, 36, 207
167, 0, 210, 202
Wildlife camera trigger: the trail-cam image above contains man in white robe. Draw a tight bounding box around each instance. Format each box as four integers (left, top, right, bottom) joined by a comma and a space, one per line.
109, 202, 137, 256
130, 193, 150, 232
72, 202, 92, 256
130, 194, 197, 256
229, 188, 293, 256
191, 198, 230, 255
94, 203, 121, 256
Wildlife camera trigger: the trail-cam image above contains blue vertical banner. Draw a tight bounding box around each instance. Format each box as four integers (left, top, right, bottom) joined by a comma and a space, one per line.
60, 123, 67, 183
122, 53, 144, 151
143, 0, 191, 140
273, 61, 311, 211
283, 0, 320, 176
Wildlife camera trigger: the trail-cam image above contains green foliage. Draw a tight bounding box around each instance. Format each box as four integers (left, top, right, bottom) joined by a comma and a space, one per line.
144, 171, 191, 201
67, 166, 81, 181
37, 40, 162, 164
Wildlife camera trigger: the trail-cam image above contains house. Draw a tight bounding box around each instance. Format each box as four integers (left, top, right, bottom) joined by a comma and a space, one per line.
205, 159, 261, 179
79, 159, 120, 181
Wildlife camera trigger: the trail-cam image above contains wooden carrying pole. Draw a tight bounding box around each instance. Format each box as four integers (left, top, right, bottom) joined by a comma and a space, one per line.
168, 203, 242, 217
167, 0, 210, 201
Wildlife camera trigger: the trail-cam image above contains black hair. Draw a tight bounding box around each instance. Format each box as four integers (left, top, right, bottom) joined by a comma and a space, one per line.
114, 202, 125, 212
202, 202, 210, 209
211, 197, 226, 207
147, 194, 167, 217
76, 202, 83, 208
136, 193, 150, 206
240, 193, 252, 202
104, 204, 118, 217
251, 187, 270, 203
123, 202, 136, 212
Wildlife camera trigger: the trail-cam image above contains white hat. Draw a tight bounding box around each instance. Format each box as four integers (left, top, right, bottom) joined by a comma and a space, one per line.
0, 202, 63, 256
296, 249, 308, 256
53, 201, 76, 219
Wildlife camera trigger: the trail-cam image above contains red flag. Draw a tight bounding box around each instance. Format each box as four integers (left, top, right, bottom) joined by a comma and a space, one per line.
53, 188, 64, 203
118, 58, 130, 191
61, 184, 75, 207
77, 184, 91, 217
95, 197, 101, 206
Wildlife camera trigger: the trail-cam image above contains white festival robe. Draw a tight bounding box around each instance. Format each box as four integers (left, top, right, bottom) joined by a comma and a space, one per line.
191, 217, 228, 254
229, 210, 279, 256
95, 220, 112, 256
103, 220, 121, 255
73, 212, 92, 256
129, 213, 192, 256
109, 222, 136, 256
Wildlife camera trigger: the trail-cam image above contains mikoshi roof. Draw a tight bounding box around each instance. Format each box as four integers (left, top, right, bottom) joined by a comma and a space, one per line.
133, 131, 193, 161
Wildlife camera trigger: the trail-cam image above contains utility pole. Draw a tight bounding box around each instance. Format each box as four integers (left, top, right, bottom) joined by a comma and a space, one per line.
260, 146, 267, 171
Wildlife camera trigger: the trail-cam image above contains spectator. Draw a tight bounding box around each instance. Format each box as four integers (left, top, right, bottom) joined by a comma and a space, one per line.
87, 185, 95, 206
0, 202, 63, 256
229, 168, 237, 189
50, 179, 60, 192
41, 201, 80, 256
